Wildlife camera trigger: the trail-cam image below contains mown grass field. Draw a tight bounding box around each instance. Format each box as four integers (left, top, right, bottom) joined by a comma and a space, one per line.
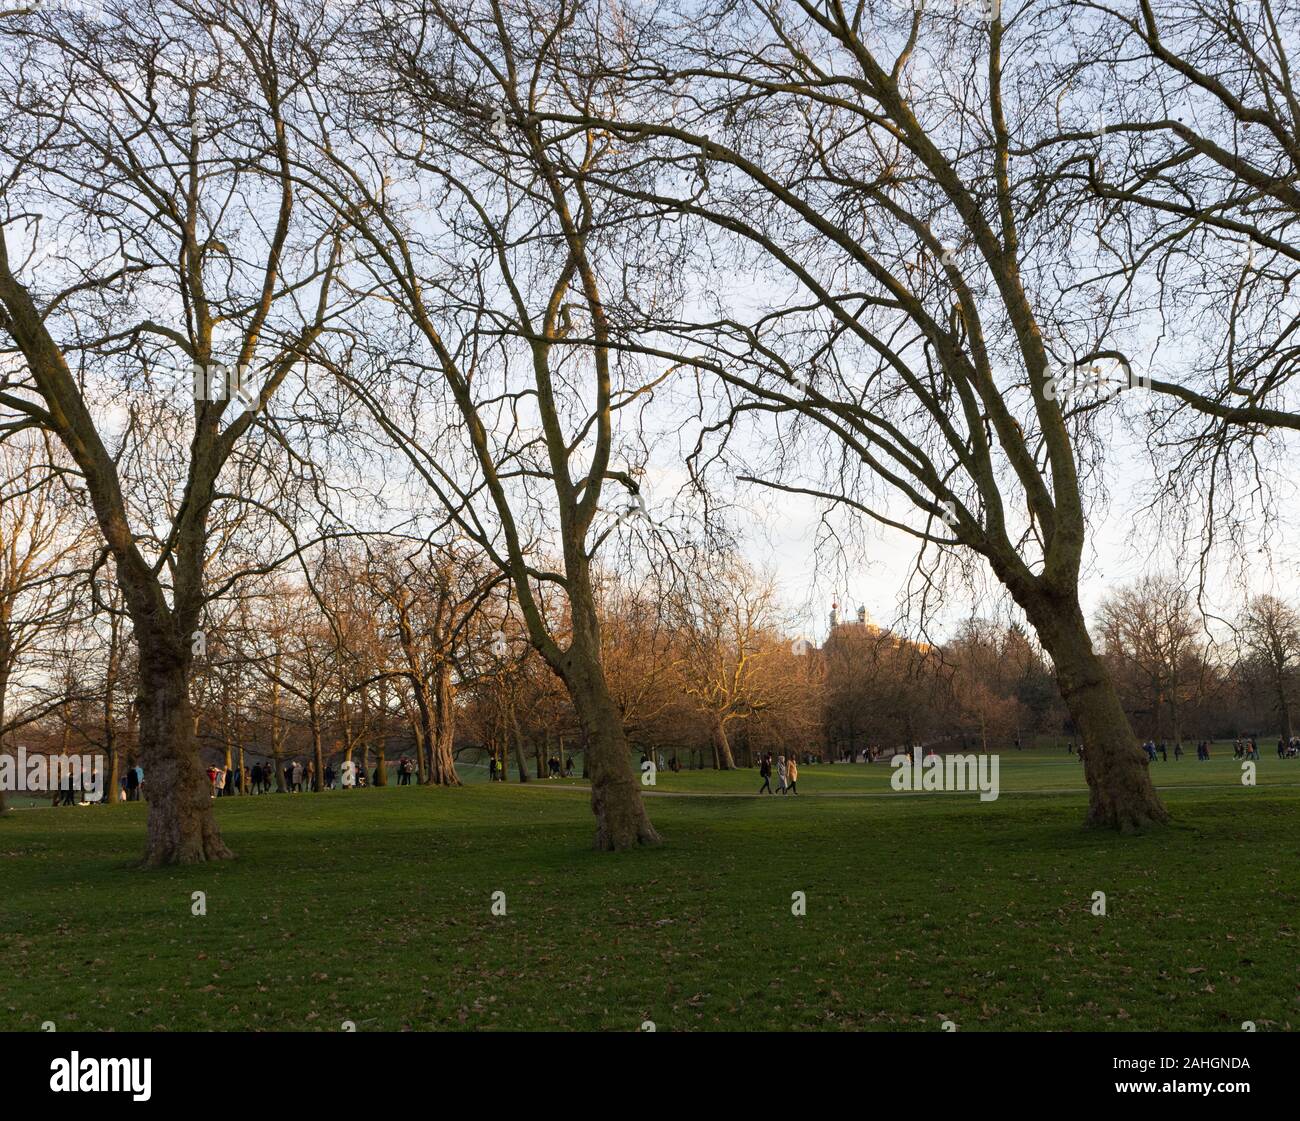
2, 751, 1297, 1032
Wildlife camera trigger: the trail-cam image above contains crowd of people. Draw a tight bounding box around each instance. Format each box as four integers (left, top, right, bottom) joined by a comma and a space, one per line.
201, 757, 389, 797
1063, 736, 1300, 763
44, 729, 1300, 808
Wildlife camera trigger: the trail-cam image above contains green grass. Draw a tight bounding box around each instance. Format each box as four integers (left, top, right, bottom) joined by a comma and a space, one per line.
2, 751, 1297, 1031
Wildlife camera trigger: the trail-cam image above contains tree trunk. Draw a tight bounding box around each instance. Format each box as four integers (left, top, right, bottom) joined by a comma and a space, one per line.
103, 646, 121, 803
559, 640, 659, 849
1276, 678, 1292, 741
430, 661, 461, 786
0, 686, 8, 814
1026, 595, 1169, 832
311, 717, 325, 792
271, 677, 286, 792
411, 681, 434, 785
137, 648, 232, 865
509, 703, 529, 783
710, 712, 736, 770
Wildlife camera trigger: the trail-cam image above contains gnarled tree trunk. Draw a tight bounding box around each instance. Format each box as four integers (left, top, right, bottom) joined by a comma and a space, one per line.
1025, 593, 1168, 832
559, 636, 659, 849
137, 643, 231, 865
710, 712, 736, 770
430, 661, 461, 786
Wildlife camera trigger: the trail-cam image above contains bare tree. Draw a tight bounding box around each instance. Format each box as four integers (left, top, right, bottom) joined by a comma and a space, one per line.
353, 539, 498, 787
0, 1, 343, 861
1239, 593, 1300, 741
666, 558, 801, 770
1096, 577, 1209, 745
560, 0, 1166, 827
302, 2, 673, 846
0, 433, 86, 811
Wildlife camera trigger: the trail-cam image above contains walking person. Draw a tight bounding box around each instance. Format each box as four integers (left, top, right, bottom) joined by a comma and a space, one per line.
776, 754, 788, 795
758, 753, 773, 795
787, 755, 799, 795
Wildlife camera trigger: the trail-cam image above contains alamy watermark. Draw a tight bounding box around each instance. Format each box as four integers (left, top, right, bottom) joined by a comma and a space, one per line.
22, 0, 107, 20
0, 746, 104, 799
186, 361, 259, 412
1042, 359, 1151, 404
888, 0, 1002, 22
890, 747, 1000, 801
49, 1052, 150, 1102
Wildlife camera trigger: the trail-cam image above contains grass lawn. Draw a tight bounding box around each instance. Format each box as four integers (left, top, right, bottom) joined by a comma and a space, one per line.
2, 751, 1297, 1031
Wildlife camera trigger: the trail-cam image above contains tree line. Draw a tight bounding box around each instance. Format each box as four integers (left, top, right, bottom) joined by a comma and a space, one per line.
6, 449, 1298, 809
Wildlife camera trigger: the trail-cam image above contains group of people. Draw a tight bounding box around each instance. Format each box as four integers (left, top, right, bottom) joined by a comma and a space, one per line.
487, 754, 574, 781
546, 754, 574, 778
203, 758, 387, 797
115, 765, 144, 802
757, 752, 799, 795
1137, 740, 1199, 761
1094, 736, 1300, 763
1142, 737, 1300, 762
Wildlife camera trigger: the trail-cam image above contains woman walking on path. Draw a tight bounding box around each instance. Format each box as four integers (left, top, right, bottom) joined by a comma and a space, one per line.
758, 754, 773, 794
776, 755, 788, 795
787, 757, 799, 795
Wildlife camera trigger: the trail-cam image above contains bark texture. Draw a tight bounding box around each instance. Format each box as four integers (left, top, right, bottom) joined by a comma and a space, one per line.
1026, 595, 1169, 831
138, 648, 232, 865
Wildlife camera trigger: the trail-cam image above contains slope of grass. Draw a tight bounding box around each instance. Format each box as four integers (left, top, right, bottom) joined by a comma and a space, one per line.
2, 754, 1296, 1032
